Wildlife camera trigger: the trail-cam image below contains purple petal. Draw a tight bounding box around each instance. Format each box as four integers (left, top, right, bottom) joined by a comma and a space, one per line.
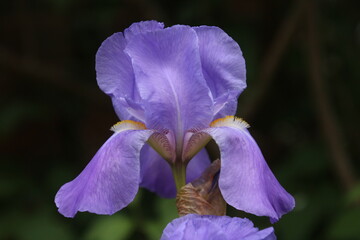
139, 146, 211, 198
96, 32, 133, 98
194, 26, 246, 118
96, 21, 166, 121
112, 97, 145, 122
161, 214, 226, 240
161, 214, 276, 240
210, 216, 276, 240
124, 20, 164, 39
186, 149, 211, 183
95, 32, 141, 120
203, 126, 295, 221
55, 129, 153, 217
124, 25, 213, 138
139, 144, 176, 198
96, 21, 164, 100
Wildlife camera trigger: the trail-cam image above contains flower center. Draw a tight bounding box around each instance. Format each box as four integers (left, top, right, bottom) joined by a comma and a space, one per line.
112, 116, 249, 193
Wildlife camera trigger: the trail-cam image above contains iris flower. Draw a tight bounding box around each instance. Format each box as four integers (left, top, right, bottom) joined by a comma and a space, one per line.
55, 21, 295, 221
161, 214, 276, 240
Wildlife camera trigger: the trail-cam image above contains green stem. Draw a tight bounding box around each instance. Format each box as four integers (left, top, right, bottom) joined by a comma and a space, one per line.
172, 162, 186, 192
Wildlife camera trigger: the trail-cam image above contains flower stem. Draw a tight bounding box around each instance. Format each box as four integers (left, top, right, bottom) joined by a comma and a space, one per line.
172, 162, 186, 192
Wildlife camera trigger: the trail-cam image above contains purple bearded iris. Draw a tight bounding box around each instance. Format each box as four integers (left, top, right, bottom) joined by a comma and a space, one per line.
161, 214, 276, 240
55, 21, 295, 221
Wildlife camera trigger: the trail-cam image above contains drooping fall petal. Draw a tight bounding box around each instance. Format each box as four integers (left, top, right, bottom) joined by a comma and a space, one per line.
202, 117, 295, 221
55, 123, 153, 217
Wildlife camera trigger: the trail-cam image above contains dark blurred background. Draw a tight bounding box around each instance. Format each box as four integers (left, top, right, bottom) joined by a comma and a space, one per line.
1, 0, 359, 239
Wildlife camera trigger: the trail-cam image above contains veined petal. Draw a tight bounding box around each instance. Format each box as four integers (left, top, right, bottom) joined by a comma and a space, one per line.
124, 25, 213, 141
139, 146, 211, 198
96, 32, 143, 120
211, 216, 275, 240
182, 130, 212, 163
212, 91, 238, 119
194, 26, 246, 118
124, 20, 164, 39
161, 214, 276, 240
96, 32, 136, 100
96, 21, 165, 121
55, 121, 153, 217
147, 131, 175, 162
112, 97, 146, 122
203, 116, 295, 221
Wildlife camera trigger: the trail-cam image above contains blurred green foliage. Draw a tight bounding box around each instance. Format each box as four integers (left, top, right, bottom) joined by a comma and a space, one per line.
1, 0, 359, 239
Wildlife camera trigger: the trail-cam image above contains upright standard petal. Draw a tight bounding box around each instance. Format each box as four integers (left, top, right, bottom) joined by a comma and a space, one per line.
96, 32, 134, 99
203, 117, 295, 221
194, 26, 246, 118
96, 32, 144, 121
161, 214, 276, 240
139, 146, 211, 198
124, 25, 213, 141
55, 122, 153, 218
97, 21, 163, 99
